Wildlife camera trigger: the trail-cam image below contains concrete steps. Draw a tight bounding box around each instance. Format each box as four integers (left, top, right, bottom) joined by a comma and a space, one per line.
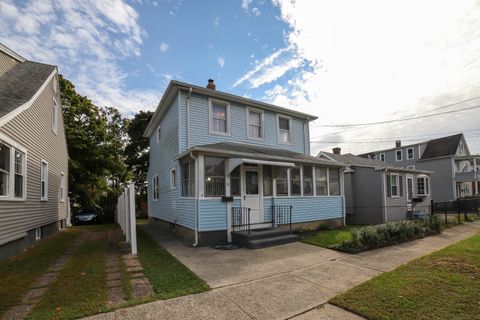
232, 228, 298, 249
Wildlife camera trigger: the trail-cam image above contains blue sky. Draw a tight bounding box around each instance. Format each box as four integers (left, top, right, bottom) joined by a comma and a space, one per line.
1, 0, 479, 154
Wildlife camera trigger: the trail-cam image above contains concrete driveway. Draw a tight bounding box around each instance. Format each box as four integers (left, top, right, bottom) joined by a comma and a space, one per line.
86, 220, 480, 320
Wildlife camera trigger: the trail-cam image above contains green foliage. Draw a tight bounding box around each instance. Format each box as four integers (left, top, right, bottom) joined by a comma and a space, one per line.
124, 110, 153, 195
59, 75, 130, 209
334, 215, 442, 253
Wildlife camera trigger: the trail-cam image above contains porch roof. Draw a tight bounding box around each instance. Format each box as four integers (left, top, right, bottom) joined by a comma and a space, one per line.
178, 142, 345, 167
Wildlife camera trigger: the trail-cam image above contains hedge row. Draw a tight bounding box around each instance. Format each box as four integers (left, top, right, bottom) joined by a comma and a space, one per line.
333, 215, 442, 253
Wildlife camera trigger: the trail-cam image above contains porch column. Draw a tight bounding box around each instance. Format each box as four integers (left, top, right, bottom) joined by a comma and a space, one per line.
198, 155, 205, 198
225, 159, 232, 243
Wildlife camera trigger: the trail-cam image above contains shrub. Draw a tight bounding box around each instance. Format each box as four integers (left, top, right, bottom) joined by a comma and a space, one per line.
334, 215, 442, 253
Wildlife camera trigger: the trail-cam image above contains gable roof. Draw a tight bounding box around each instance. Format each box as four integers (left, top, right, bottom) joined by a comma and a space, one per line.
420, 134, 464, 160
0, 60, 56, 122
144, 80, 318, 137
319, 152, 432, 174
179, 141, 344, 167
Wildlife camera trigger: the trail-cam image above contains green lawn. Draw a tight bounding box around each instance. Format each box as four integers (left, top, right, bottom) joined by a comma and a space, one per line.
330, 233, 480, 320
29, 232, 109, 320
301, 226, 359, 248
136, 228, 209, 299
0, 230, 79, 318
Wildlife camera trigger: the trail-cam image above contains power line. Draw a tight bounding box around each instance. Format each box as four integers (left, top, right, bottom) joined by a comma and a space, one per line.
311, 132, 480, 144
312, 105, 480, 128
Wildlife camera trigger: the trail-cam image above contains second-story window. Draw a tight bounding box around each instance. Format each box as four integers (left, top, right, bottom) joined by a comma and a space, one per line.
278, 116, 291, 144
395, 149, 403, 161
247, 109, 263, 139
380, 153, 385, 161
209, 100, 230, 134
407, 148, 414, 160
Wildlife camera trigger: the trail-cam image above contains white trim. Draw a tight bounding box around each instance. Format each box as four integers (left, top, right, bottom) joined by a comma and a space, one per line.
407, 165, 416, 170
390, 173, 400, 197
156, 125, 161, 144
35, 227, 42, 241
417, 175, 430, 196
379, 153, 385, 162
0, 43, 26, 62
395, 149, 403, 162
60, 172, 65, 202
170, 168, 176, 189
152, 174, 159, 200
0, 133, 27, 201
52, 97, 58, 135
40, 160, 48, 201
406, 175, 414, 202
406, 147, 414, 160
246, 107, 264, 140
276, 114, 292, 145
53, 74, 58, 93
208, 98, 231, 136
0, 69, 57, 128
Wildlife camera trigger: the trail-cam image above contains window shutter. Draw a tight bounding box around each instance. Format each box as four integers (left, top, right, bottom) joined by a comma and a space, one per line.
386, 175, 391, 197
399, 176, 403, 197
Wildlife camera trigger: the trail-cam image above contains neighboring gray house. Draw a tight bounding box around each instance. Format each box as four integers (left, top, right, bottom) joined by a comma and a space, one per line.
358, 134, 479, 202
318, 149, 432, 225
0, 43, 69, 260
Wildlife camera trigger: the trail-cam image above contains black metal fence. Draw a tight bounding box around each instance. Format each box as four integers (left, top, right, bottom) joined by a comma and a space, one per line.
432, 198, 480, 224
231, 205, 293, 234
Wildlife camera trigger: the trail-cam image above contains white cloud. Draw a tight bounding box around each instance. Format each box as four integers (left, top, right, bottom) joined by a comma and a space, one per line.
214, 17, 220, 27
252, 7, 261, 16
218, 56, 225, 67
247, 0, 480, 154
241, 0, 252, 10
169, 11, 175, 16
0, 0, 158, 115
160, 42, 169, 52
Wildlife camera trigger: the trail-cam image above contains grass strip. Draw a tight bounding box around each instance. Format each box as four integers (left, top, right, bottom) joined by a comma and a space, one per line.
137, 228, 209, 299
330, 233, 480, 320
0, 230, 79, 317
28, 232, 108, 320
301, 226, 358, 248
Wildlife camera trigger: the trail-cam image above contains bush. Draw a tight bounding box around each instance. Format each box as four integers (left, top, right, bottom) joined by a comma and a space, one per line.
334, 215, 442, 253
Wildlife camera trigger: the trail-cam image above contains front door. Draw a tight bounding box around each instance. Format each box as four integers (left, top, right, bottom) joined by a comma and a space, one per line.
241, 166, 263, 225
406, 175, 414, 211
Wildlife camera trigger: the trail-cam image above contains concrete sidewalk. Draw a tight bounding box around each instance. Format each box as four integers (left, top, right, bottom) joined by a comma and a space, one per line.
85, 220, 480, 320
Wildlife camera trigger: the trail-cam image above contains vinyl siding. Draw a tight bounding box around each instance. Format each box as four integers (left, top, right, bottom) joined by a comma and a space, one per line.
0, 51, 19, 77
348, 167, 384, 225
178, 90, 307, 154
0, 72, 68, 246
273, 196, 344, 223
199, 199, 228, 231
416, 157, 455, 201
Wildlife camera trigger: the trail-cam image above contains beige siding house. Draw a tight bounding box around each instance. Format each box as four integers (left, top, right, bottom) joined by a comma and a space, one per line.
0, 43, 69, 260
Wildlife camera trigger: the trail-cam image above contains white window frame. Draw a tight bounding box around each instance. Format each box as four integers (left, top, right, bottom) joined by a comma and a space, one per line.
0, 134, 27, 201
407, 147, 414, 160
208, 98, 231, 136
152, 174, 159, 200
40, 160, 48, 201
395, 149, 403, 162
60, 172, 65, 202
417, 175, 430, 196
246, 107, 264, 140
390, 173, 400, 197
379, 153, 385, 161
277, 114, 292, 145
53, 75, 58, 93
156, 125, 161, 144
170, 168, 176, 189
407, 165, 416, 170
52, 98, 58, 135
35, 227, 42, 241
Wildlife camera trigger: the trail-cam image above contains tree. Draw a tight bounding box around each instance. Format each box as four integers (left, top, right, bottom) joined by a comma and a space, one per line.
59, 75, 130, 211
125, 110, 153, 196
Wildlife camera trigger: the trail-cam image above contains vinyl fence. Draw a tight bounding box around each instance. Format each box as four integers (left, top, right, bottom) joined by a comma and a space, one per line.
116, 182, 137, 255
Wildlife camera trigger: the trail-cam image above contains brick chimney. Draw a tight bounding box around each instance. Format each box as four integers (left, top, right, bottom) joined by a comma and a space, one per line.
395, 140, 401, 148
206, 79, 216, 90
332, 147, 341, 155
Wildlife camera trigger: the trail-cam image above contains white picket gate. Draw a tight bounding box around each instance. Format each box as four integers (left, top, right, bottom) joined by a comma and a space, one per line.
116, 182, 137, 255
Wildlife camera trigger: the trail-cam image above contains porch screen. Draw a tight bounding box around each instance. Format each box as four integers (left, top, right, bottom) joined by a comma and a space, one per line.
205, 157, 225, 196
275, 167, 288, 196
315, 167, 328, 196
181, 157, 195, 197
290, 166, 301, 196
303, 165, 313, 196
329, 168, 341, 195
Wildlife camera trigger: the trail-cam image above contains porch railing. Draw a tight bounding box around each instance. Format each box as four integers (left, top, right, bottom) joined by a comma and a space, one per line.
272, 205, 293, 230
232, 207, 251, 234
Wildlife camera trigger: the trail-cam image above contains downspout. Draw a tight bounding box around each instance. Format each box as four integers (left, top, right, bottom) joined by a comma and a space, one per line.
382, 169, 387, 222
190, 151, 199, 247
340, 167, 346, 226
187, 87, 192, 149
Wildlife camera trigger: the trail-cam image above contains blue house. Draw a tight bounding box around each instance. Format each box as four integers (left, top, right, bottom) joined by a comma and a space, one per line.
144, 80, 346, 247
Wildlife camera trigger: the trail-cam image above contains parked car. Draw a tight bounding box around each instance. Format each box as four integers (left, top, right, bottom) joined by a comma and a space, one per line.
73, 206, 103, 225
